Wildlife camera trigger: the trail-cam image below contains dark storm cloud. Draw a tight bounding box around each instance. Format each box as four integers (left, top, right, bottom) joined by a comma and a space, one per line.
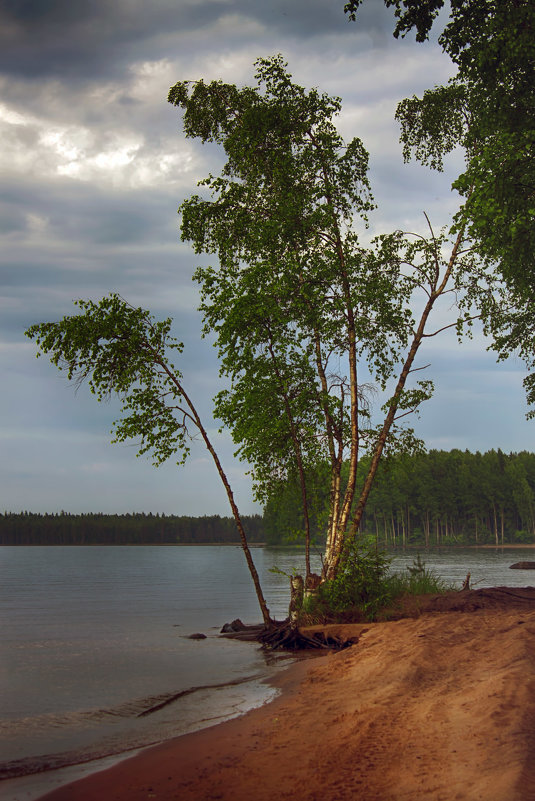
1, 177, 177, 243
0, 0, 390, 82
0, 166, 198, 353
0, 0, 215, 79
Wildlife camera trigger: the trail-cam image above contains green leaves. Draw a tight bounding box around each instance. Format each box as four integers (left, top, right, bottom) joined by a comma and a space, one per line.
344, 1, 445, 42
26, 294, 192, 467
170, 55, 489, 580
174, 56, 374, 267
348, 1, 535, 416
396, 82, 469, 172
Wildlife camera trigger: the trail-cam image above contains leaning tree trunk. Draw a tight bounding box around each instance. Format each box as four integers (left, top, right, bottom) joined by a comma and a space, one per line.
157, 357, 273, 627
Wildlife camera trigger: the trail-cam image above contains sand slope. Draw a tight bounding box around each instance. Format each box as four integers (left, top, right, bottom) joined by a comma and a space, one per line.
38, 599, 535, 801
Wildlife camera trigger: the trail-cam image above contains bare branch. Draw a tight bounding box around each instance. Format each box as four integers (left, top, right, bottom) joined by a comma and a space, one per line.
409, 363, 431, 373
422, 313, 481, 338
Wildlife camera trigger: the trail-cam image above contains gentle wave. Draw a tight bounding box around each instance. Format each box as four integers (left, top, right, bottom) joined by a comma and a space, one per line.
0, 742, 139, 781
0, 673, 269, 779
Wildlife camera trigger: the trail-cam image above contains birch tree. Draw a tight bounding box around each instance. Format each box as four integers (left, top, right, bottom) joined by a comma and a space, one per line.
345, 0, 535, 414
26, 295, 272, 626
170, 56, 496, 585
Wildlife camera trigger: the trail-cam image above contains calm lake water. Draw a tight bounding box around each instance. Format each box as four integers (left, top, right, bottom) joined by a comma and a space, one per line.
1, 544, 534, 800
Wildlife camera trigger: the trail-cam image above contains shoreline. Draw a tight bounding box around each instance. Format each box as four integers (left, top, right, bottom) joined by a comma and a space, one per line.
34, 592, 535, 801
0, 666, 299, 801
33, 655, 319, 801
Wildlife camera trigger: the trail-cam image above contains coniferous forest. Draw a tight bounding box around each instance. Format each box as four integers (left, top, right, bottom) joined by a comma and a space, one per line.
263, 450, 535, 547
0, 512, 265, 546
2, 450, 534, 547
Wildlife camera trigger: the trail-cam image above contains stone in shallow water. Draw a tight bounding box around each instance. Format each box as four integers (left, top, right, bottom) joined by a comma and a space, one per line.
220, 618, 246, 633
509, 561, 535, 569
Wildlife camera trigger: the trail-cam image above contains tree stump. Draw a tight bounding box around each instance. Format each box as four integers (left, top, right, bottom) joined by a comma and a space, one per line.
289, 574, 304, 625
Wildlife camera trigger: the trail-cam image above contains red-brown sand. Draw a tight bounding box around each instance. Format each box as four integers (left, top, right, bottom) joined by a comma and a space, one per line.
37, 591, 535, 801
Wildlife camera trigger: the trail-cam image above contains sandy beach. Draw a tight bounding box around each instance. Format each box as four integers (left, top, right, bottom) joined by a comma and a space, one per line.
36, 588, 535, 801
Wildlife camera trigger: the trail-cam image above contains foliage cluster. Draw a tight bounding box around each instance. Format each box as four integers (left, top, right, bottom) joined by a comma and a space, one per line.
26, 293, 272, 624
169, 55, 498, 583
346, 0, 535, 291
345, 0, 535, 414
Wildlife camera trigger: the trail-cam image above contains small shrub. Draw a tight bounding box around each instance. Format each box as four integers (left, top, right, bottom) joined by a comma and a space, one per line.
396, 554, 452, 595
307, 542, 394, 622
299, 547, 451, 624
513, 529, 535, 544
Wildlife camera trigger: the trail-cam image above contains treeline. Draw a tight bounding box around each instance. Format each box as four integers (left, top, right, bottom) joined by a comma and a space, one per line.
263, 450, 535, 547
0, 512, 265, 546
4, 450, 535, 548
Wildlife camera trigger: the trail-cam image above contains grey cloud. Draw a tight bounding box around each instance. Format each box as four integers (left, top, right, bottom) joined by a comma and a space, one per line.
0, 0, 391, 82
2, 175, 180, 243
229, 0, 390, 39
1, 1, 531, 517
0, 200, 27, 234
0, 172, 202, 354
0, 0, 197, 80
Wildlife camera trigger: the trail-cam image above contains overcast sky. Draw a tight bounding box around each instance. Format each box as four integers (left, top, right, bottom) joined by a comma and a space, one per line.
1, 0, 532, 516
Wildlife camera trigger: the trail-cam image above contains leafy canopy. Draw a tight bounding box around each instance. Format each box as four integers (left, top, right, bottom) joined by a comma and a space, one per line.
169, 57, 381, 493
26, 293, 273, 624
345, 0, 535, 414
168, 55, 498, 582
26, 294, 193, 466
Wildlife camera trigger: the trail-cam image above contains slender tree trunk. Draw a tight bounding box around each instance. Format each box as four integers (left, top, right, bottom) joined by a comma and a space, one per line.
325, 445, 344, 572
335, 231, 465, 579
192, 416, 271, 624
157, 356, 272, 626
493, 503, 499, 545
312, 150, 361, 578
311, 329, 343, 559
289, 574, 304, 625
194, 421, 272, 625
266, 336, 312, 579
323, 256, 360, 576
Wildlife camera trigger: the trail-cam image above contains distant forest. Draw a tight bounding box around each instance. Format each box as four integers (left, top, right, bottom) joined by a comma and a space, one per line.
0, 512, 265, 546
3, 450, 535, 547
263, 450, 535, 547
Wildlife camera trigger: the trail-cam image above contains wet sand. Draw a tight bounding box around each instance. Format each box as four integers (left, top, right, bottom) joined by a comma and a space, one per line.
37, 590, 535, 801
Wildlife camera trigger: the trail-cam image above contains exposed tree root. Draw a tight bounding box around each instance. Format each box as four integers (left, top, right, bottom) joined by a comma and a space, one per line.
220, 618, 356, 650
220, 588, 535, 651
